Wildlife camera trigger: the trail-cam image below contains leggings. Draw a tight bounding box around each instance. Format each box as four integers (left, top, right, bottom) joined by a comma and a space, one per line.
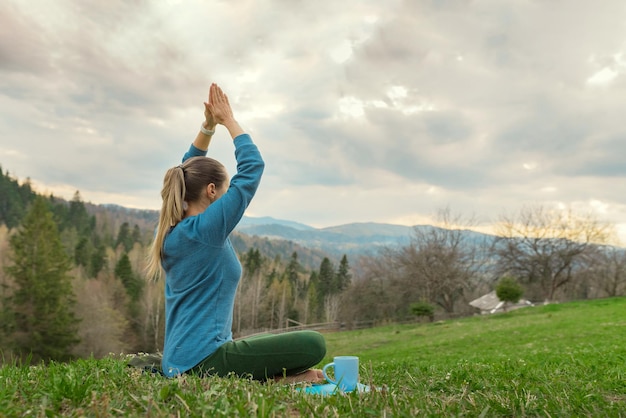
189, 330, 327, 381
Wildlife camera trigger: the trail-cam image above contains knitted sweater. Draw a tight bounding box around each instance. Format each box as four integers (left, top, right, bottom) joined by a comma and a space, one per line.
161, 134, 264, 377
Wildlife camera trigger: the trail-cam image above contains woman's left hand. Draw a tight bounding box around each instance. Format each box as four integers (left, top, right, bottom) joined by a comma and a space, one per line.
203, 94, 217, 130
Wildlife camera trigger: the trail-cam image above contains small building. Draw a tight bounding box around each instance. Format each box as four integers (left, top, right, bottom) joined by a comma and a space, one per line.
469, 291, 533, 314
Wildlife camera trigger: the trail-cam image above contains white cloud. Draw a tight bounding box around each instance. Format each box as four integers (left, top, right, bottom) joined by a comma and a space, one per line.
523, 162, 537, 171
0, 0, 625, 241
329, 40, 353, 64
586, 51, 626, 86
587, 67, 619, 86
336, 96, 366, 119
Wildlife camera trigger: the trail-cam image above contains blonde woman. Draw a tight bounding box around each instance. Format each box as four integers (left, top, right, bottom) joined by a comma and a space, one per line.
147, 84, 325, 383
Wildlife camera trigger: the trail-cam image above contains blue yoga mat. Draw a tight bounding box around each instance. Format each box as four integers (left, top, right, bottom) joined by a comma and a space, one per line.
297, 382, 371, 395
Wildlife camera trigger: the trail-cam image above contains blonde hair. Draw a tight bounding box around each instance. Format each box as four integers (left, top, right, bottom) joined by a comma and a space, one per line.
146, 156, 227, 280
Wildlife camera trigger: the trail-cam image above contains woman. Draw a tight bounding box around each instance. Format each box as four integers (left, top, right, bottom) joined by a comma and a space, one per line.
147, 84, 326, 382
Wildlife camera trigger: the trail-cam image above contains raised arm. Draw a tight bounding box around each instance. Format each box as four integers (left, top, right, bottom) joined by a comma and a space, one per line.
194, 84, 264, 240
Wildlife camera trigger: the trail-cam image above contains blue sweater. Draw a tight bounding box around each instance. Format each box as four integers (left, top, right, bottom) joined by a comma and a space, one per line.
161, 134, 264, 377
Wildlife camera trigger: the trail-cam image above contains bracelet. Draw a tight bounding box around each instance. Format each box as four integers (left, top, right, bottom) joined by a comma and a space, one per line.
200, 122, 215, 136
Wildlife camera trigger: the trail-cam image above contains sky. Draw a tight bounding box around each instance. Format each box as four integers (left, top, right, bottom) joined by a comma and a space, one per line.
1, 0, 626, 243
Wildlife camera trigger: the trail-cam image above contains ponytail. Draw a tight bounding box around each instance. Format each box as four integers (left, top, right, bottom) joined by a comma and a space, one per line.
146, 166, 186, 280
146, 156, 227, 280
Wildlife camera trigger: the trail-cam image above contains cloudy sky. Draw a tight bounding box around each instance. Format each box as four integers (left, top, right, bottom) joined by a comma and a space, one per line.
1, 0, 626, 242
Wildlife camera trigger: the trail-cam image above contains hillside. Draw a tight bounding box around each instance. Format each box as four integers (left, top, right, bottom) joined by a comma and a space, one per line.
2, 297, 624, 416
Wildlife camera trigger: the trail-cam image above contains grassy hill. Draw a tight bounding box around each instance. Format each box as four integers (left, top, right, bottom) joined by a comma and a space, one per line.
1, 297, 624, 416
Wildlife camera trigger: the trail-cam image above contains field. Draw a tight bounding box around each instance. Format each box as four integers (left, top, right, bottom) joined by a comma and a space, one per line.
1, 297, 625, 417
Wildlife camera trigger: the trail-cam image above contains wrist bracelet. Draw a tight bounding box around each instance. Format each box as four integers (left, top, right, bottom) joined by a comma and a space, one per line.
201, 122, 215, 136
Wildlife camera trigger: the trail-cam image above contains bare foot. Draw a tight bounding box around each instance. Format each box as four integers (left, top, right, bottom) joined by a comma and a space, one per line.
273, 369, 325, 384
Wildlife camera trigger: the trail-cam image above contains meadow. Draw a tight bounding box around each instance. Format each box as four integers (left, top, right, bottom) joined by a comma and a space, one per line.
1, 297, 625, 417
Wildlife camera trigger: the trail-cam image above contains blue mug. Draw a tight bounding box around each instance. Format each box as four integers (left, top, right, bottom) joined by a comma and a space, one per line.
322, 356, 359, 392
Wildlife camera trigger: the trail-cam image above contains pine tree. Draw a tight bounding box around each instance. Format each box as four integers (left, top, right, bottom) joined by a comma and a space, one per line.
0, 168, 35, 228
4, 196, 80, 362
67, 191, 93, 235
131, 224, 142, 246
115, 253, 143, 302
285, 252, 300, 285
89, 241, 107, 278
114, 253, 144, 342
318, 257, 336, 296
116, 222, 134, 252
243, 248, 263, 277
285, 252, 304, 302
335, 254, 352, 292
74, 236, 93, 268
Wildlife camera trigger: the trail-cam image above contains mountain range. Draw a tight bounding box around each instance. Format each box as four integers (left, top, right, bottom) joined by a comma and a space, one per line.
93, 205, 496, 265
235, 216, 494, 259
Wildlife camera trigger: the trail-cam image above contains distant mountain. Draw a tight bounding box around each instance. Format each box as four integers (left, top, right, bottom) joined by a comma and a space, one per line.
236, 218, 498, 259
237, 216, 314, 231
238, 219, 411, 257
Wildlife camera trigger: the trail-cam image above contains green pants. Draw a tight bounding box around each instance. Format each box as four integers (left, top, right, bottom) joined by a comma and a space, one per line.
190, 330, 326, 381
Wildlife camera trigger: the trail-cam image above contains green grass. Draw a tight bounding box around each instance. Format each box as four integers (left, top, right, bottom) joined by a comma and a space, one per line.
1, 297, 625, 417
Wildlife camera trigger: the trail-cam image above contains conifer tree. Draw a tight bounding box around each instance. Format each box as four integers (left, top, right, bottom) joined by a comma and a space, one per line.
131, 224, 142, 245
318, 257, 336, 296
316, 257, 335, 320
286, 252, 300, 285
335, 254, 352, 292
115, 253, 143, 302
0, 168, 35, 228
116, 222, 134, 252
243, 248, 263, 276
4, 196, 80, 362
285, 252, 304, 302
114, 253, 144, 342
74, 236, 93, 268
89, 241, 107, 278
67, 191, 93, 235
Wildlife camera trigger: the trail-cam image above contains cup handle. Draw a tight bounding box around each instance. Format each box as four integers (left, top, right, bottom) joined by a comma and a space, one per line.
322, 362, 336, 384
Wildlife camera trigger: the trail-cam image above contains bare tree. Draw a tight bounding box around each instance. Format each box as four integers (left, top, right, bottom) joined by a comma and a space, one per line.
324, 294, 340, 323
339, 250, 401, 325
494, 205, 611, 302
340, 209, 489, 322
263, 277, 291, 331
593, 246, 626, 297
396, 208, 488, 315
72, 276, 128, 358
141, 278, 164, 352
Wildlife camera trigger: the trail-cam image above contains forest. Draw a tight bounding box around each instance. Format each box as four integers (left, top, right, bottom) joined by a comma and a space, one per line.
1, 166, 625, 364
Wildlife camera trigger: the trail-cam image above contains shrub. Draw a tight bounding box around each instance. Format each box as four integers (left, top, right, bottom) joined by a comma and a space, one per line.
410, 301, 435, 322
496, 277, 524, 311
